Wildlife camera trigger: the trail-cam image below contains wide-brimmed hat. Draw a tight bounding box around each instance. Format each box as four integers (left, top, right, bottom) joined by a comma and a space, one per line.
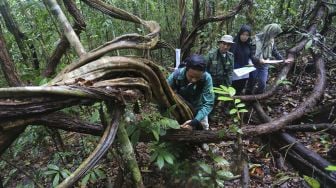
218, 35, 234, 44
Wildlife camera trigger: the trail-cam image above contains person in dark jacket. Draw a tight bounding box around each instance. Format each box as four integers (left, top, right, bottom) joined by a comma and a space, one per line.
230, 24, 254, 95
246, 23, 293, 94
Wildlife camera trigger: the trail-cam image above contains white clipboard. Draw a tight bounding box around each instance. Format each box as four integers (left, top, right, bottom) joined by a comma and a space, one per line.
232, 66, 256, 81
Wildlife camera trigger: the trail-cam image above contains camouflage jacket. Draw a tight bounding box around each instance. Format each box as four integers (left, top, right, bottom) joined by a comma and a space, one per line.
205, 49, 234, 87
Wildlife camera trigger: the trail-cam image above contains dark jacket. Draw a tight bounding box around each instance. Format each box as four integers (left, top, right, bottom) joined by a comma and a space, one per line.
230, 25, 254, 69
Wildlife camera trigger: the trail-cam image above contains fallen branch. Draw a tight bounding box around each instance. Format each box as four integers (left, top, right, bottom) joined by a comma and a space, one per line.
57, 102, 122, 187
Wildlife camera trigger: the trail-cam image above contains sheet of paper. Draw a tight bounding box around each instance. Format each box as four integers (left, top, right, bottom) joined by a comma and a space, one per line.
263, 59, 283, 64
232, 66, 256, 81
175, 49, 181, 70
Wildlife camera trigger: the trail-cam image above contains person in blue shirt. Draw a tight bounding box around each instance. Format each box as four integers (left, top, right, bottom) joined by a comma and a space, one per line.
167, 54, 214, 130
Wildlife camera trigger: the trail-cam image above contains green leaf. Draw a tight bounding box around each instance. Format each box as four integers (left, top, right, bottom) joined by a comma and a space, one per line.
238, 109, 248, 113
39, 77, 50, 85
227, 87, 236, 96
218, 96, 233, 101
63, 169, 71, 175
52, 173, 60, 187
126, 125, 137, 136
214, 157, 229, 166
163, 153, 174, 165
217, 170, 234, 179
216, 179, 225, 187
43, 170, 57, 175
130, 130, 140, 145
305, 39, 313, 50
236, 103, 245, 108
229, 109, 237, 114
159, 128, 167, 136
234, 99, 241, 104
81, 173, 91, 187
157, 155, 165, 169
91, 171, 97, 182
303, 175, 320, 188
218, 130, 226, 138
60, 170, 69, 179
199, 163, 212, 174
152, 129, 160, 141
48, 164, 59, 171
213, 90, 228, 95
150, 152, 158, 162
166, 120, 180, 129
94, 169, 106, 179
219, 85, 228, 91
325, 165, 336, 171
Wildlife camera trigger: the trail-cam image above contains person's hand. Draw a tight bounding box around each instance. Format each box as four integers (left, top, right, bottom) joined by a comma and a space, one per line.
181, 124, 192, 130
259, 58, 265, 64
181, 120, 193, 130
284, 58, 294, 64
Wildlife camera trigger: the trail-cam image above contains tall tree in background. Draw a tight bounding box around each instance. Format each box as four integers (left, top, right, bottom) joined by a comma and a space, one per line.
0, 0, 39, 69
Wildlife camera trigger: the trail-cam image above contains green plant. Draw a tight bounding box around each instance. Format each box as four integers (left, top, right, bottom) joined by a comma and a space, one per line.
125, 107, 180, 169
80, 166, 107, 187
325, 165, 336, 171
11, 126, 49, 158
303, 175, 320, 188
191, 156, 234, 188
126, 111, 180, 144
149, 142, 178, 170
213, 85, 248, 135
277, 79, 293, 86
213, 86, 248, 175
43, 164, 71, 187
2, 168, 17, 187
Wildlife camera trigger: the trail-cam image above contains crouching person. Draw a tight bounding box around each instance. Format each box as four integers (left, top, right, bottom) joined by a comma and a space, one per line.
167, 54, 215, 130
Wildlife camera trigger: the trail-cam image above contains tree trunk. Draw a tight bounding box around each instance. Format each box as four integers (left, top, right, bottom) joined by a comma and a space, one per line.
0, 25, 22, 86
43, 0, 86, 77
0, 0, 39, 69
117, 120, 144, 188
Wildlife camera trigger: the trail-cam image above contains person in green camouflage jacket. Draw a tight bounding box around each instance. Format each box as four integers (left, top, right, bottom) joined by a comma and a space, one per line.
205, 35, 235, 87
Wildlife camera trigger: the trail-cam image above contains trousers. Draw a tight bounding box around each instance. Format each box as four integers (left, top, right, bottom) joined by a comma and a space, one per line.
246, 65, 269, 94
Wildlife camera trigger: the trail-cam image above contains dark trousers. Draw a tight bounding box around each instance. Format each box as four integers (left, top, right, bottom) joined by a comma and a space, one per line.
232, 78, 248, 95
246, 66, 269, 94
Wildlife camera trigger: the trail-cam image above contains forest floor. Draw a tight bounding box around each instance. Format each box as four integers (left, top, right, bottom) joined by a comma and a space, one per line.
1, 60, 336, 187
